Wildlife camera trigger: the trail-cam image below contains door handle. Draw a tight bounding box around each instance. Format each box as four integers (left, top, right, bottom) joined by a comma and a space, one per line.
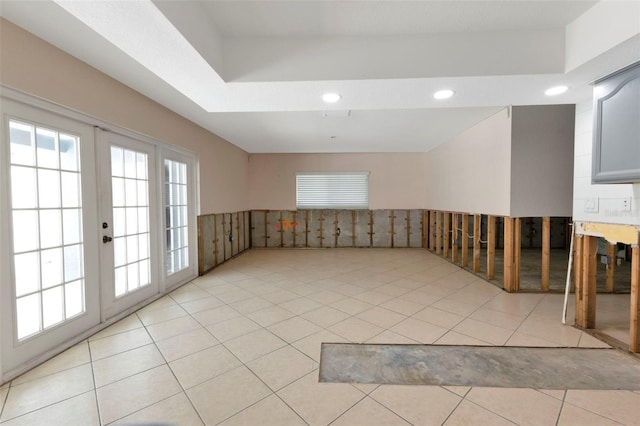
103, 235, 113, 243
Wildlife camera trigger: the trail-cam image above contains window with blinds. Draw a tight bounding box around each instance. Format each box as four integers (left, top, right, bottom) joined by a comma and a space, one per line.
296, 172, 369, 209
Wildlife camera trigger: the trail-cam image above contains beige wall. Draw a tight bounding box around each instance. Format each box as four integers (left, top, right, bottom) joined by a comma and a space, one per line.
0, 19, 250, 214
249, 153, 428, 210
424, 108, 512, 216
510, 105, 575, 217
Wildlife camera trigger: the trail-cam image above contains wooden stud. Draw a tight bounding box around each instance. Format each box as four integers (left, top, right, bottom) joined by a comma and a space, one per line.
406, 210, 411, 247
630, 246, 640, 352
292, 211, 298, 247
197, 216, 204, 275
443, 212, 450, 258
352, 210, 357, 247
334, 210, 339, 248
422, 210, 428, 248
487, 215, 496, 280
390, 210, 395, 248
263, 211, 268, 248
541, 216, 551, 291
451, 213, 458, 263
222, 214, 227, 260
576, 235, 597, 329
368, 210, 374, 247
213, 214, 219, 265
504, 218, 515, 292
429, 211, 436, 251
606, 242, 616, 293
461, 214, 469, 268
278, 211, 284, 247
318, 210, 324, 247
304, 210, 309, 247
473, 214, 481, 273
435, 212, 442, 255
574, 235, 584, 327
514, 218, 521, 290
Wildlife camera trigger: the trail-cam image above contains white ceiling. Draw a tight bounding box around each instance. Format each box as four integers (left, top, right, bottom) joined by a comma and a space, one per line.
1, 0, 639, 154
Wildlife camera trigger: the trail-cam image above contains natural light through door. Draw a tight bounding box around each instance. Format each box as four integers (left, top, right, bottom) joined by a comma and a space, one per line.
164, 159, 189, 275
110, 146, 151, 298
9, 120, 85, 340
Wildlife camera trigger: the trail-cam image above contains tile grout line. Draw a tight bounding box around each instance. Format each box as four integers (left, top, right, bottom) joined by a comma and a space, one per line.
554, 389, 568, 426
86, 341, 103, 426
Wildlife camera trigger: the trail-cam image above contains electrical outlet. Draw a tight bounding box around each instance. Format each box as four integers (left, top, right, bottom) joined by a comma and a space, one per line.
622, 197, 632, 212
584, 198, 599, 213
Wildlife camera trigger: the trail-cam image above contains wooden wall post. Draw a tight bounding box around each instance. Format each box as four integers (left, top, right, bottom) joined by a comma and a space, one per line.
541, 216, 551, 291
443, 212, 450, 258
574, 235, 584, 326
504, 217, 518, 292
631, 246, 640, 352
576, 235, 597, 329
197, 216, 204, 275
429, 211, 436, 251
451, 213, 459, 263
436, 212, 442, 255
473, 214, 481, 272
606, 242, 616, 293
390, 210, 396, 248
461, 214, 469, 268
514, 218, 521, 290
422, 210, 428, 248
487, 216, 496, 280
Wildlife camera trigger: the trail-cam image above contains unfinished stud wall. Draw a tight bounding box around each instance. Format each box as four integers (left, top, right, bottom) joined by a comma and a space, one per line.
198, 211, 252, 275
248, 209, 426, 249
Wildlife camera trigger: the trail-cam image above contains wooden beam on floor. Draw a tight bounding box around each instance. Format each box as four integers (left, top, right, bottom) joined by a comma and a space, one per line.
631, 246, 640, 352
461, 214, 469, 268
487, 215, 496, 280
606, 242, 616, 293
443, 212, 450, 258
576, 235, 597, 329
542, 216, 551, 291
473, 214, 481, 272
436, 212, 442, 255
452, 213, 459, 263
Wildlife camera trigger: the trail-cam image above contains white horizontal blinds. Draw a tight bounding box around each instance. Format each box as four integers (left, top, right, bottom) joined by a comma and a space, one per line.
296, 172, 369, 209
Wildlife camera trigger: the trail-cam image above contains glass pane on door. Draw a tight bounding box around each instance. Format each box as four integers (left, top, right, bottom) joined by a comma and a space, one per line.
164, 159, 189, 275
8, 120, 85, 341
110, 146, 151, 297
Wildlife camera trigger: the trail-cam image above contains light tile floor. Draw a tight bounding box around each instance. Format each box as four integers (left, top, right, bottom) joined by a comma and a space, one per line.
1, 249, 638, 426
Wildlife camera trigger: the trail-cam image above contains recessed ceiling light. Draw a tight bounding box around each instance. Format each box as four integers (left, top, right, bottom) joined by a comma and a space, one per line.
545, 85, 568, 96
434, 89, 455, 100
322, 93, 341, 103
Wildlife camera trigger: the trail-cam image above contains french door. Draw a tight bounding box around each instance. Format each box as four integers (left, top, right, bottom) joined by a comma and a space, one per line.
1, 100, 101, 375
1, 95, 198, 380
98, 131, 160, 320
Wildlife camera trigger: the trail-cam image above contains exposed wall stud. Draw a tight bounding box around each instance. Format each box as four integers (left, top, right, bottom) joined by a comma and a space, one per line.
576, 235, 597, 329
406, 210, 411, 247
213, 213, 219, 264
197, 216, 204, 275
442, 212, 450, 258
451, 213, 458, 263
279, 210, 284, 247
422, 210, 428, 248
504, 217, 514, 292
461, 213, 469, 267
263, 211, 268, 248
334, 210, 340, 248
318, 210, 325, 247
487, 216, 496, 279
574, 235, 584, 326
390, 210, 396, 248
630, 246, 640, 352
292, 211, 298, 247
368, 210, 374, 247
473, 214, 481, 272
542, 216, 551, 291
352, 210, 357, 247
436, 212, 442, 255
606, 242, 616, 293
514, 217, 521, 289
305, 210, 310, 247
429, 211, 436, 251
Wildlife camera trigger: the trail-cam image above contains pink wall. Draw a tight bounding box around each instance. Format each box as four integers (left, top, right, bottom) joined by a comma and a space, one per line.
0, 19, 249, 214
424, 108, 512, 216
249, 153, 428, 210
